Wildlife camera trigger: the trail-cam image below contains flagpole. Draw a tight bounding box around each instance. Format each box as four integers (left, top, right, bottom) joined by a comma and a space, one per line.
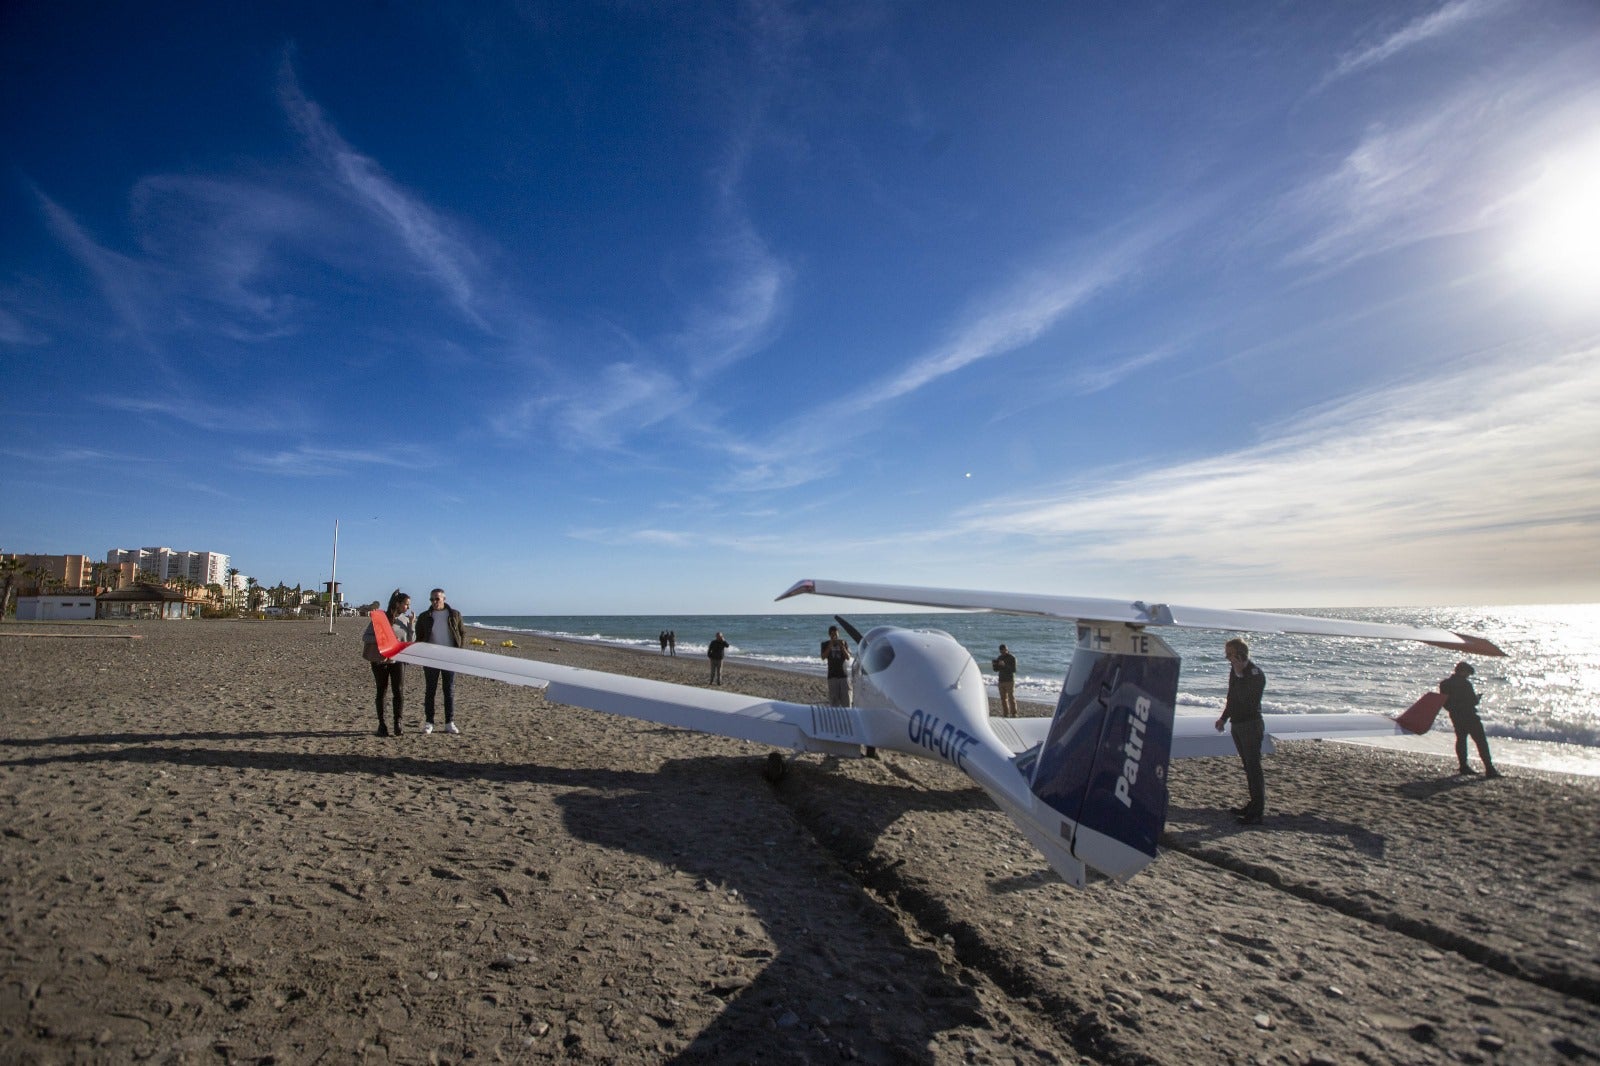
327, 518, 339, 635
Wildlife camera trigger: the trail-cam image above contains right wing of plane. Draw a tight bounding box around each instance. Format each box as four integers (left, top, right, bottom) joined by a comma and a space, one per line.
777, 578, 1503, 656
368, 611, 861, 753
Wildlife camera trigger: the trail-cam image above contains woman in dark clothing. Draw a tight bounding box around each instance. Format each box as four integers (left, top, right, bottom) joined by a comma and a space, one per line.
362, 589, 414, 736
1440, 661, 1500, 777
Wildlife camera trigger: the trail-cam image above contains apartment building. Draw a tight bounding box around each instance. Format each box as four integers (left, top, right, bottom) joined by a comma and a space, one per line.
106, 547, 231, 587
0, 553, 92, 588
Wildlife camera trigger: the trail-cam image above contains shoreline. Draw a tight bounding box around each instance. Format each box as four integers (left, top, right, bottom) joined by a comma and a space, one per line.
3, 618, 1596, 1063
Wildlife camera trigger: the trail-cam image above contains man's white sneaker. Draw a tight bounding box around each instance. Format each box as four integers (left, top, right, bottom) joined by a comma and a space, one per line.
423, 723, 434, 734
445, 722, 460, 734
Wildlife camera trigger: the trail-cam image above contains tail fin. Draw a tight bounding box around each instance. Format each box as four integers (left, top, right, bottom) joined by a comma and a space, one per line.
1021, 625, 1178, 881
1394, 690, 1445, 734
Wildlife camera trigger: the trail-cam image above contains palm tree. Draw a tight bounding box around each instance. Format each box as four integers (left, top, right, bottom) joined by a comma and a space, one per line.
246, 577, 261, 612
225, 567, 240, 610
0, 556, 22, 621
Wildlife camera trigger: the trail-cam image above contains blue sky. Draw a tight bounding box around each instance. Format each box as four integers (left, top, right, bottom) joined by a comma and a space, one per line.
3, 0, 1598, 614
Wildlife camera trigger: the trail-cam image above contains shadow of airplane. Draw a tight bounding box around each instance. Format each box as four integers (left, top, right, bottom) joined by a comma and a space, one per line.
0, 741, 1020, 1061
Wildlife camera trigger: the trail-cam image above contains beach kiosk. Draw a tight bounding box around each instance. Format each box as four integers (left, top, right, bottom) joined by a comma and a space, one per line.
96, 584, 205, 620
15, 592, 99, 621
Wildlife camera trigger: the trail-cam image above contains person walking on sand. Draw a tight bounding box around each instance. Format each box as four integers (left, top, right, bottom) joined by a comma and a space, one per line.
668, 630, 676, 656
821, 625, 853, 707
992, 643, 1018, 718
362, 590, 413, 736
1440, 661, 1500, 777
660, 630, 668, 654
1214, 638, 1267, 825
707, 631, 729, 685
417, 588, 467, 734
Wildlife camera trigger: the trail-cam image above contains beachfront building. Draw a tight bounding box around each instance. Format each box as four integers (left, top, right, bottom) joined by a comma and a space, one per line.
96, 585, 206, 620
0, 553, 93, 589
106, 547, 231, 588
15, 593, 99, 621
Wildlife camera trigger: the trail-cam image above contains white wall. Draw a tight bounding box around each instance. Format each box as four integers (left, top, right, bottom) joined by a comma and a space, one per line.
16, 596, 98, 621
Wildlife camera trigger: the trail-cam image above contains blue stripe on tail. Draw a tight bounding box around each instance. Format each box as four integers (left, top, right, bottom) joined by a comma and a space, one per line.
1027, 629, 1179, 865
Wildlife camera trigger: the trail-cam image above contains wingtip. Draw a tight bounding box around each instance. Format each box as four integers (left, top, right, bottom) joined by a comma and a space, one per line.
1453, 632, 1506, 657
775, 579, 815, 602
1421, 632, 1504, 657
369, 608, 406, 658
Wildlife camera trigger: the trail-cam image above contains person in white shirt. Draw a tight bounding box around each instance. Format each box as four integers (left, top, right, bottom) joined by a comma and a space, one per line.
416, 588, 466, 734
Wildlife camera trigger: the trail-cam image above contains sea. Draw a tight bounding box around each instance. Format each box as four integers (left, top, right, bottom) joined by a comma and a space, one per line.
465, 604, 1600, 777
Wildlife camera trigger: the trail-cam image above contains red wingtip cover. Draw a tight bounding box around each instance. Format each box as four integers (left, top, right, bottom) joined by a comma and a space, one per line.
1394, 691, 1445, 735
368, 609, 409, 658
1423, 633, 1505, 657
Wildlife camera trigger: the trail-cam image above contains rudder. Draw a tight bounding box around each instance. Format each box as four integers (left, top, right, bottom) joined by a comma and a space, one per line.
1023, 624, 1179, 881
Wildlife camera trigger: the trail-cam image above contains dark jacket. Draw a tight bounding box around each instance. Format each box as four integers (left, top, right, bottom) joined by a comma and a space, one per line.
992, 652, 1017, 683
821, 638, 851, 679
416, 604, 466, 648
1439, 674, 1480, 717
1222, 662, 1266, 723
708, 637, 729, 661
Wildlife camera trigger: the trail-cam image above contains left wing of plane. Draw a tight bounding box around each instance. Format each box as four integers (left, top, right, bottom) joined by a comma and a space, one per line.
368, 611, 862, 753
777, 579, 1504, 656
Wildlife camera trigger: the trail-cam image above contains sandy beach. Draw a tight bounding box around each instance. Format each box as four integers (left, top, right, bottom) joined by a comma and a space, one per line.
2, 618, 1596, 1064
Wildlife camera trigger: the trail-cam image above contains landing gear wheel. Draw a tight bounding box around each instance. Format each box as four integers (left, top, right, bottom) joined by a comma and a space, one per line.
763, 751, 788, 784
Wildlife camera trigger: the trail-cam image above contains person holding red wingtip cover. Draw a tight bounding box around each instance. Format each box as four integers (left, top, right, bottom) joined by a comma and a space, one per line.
362, 590, 414, 736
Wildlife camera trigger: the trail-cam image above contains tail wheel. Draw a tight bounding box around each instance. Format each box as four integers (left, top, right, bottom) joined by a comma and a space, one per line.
762, 752, 788, 784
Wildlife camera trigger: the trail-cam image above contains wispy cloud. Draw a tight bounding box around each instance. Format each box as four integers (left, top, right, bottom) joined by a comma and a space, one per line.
1324, 0, 1506, 86
95, 395, 310, 437
34, 189, 161, 338
236, 444, 433, 477
1275, 55, 1600, 272
0, 445, 154, 465
672, 214, 790, 379
718, 220, 1177, 491
954, 340, 1600, 601
278, 56, 487, 328
0, 306, 49, 346
498, 360, 693, 452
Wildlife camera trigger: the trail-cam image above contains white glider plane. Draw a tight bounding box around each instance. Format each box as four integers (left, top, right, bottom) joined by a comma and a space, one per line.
368, 578, 1502, 888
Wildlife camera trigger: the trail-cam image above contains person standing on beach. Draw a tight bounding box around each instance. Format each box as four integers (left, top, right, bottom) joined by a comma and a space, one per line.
1440, 661, 1500, 777
416, 588, 466, 734
668, 630, 676, 656
821, 625, 853, 707
707, 631, 729, 685
660, 631, 668, 654
362, 590, 413, 736
1214, 638, 1267, 825
992, 644, 1018, 718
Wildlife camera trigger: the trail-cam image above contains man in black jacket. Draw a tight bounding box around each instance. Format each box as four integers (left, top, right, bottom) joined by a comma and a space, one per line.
417, 588, 467, 734
1440, 661, 1499, 777
1214, 638, 1267, 825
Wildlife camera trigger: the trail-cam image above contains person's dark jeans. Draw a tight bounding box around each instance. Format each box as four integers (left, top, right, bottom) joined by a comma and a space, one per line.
424, 667, 455, 724
371, 662, 403, 720
1231, 716, 1266, 816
